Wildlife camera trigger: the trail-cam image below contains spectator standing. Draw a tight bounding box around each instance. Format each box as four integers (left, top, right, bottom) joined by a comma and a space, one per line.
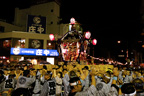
0, 70, 6, 96
40, 71, 56, 96
12, 70, 36, 96
55, 72, 63, 96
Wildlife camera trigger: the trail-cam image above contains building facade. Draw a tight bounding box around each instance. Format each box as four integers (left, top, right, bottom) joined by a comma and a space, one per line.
0, 32, 59, 65
0, 0, 83, 64
13, 0, 65, 35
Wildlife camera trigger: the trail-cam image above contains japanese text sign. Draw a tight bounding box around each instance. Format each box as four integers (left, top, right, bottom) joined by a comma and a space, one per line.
27, 15, 46, 34
10, 48, 59, 56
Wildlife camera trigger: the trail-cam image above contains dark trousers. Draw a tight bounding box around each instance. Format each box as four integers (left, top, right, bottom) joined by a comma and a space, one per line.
11, 88, 31, 96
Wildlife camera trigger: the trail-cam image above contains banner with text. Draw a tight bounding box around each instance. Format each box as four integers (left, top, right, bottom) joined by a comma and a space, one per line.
27, 15, 46, 34
10, 48, 59, 56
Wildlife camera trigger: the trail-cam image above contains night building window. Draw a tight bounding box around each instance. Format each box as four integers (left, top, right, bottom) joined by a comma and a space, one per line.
12, 38, 25, 48
29, 39, 43, 49
51, 9, 53, 12
51, 21, 53, 24
47, 40, 55, 49
0, 26, 5, 32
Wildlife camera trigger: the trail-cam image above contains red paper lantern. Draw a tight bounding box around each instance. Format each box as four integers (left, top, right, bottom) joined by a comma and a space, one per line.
70, 17, 75, 25
49, 34, 55, 41
85, 31, 91, 39
92, 39, 97, 45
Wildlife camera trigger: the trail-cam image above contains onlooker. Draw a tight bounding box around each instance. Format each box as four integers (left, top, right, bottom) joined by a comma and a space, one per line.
68, 67, 97, 96
2, 72, 16, 96
62, 69, 70, 96
121, 83, 136, 96
0, 70, 6, 96
133, 78, 144, 96
40, 71, 56, 96
12, 70, 35, 96
55, 72, 63, 96
32, 70, 42, 96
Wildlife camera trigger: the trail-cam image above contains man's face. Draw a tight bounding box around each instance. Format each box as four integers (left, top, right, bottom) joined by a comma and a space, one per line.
103, 77, 110, 84
16, 70, 20, 74
103, 73, 110, 84
82, 68, 87, 74
4, 70, 8, 75
55, 65, 59, 69
113, 69, 119, 76
63, 65, 67, 69
73, 80, 82, 92
127, 71, 130, 76
76, 71, 81, 77
57, 73, 61, 78
30, 70, 33, 76
44, 74, 50, 80
135, 71, 139, 75
122, 70, 127, 76
63, 70, 67, 75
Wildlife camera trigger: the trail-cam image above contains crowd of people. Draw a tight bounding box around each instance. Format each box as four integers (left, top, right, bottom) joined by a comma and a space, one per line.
0, 62, 144, 96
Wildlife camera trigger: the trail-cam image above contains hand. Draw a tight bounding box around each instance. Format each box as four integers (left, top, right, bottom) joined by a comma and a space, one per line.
20, 70, 23, 75
77, 65, 82, 71
33, 71, 36, 76
117, 79, 123, 85
68, 66, 73, 72
113, 69, 119, 77
90, 67, 99, 76
132, 74, 136, 79
14, 71, 17, 75
80, 74, 86, 80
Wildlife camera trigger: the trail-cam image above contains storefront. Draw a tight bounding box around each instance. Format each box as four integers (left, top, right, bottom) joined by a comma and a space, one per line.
0, 32, 59, 65
10, 47, 59, 65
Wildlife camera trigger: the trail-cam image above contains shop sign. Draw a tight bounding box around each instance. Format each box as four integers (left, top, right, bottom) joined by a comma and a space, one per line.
10, 48, 59, 56
27, 15, 46, 34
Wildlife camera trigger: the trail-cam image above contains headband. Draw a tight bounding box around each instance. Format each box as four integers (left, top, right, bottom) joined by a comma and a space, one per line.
70, 81, 78, 86
104, 74, 111, 79
105, 75, 111, 79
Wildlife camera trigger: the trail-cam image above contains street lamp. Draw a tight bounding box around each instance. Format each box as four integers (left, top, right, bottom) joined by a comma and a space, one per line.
117, 41, 121, 43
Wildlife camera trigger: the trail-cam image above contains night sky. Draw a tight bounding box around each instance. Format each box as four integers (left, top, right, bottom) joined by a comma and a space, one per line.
61, 0, 142, 39
0, 0, 143, 58
60, 0, 143, 58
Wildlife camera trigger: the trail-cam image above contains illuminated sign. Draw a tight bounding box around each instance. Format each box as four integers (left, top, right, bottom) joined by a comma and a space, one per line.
10, 48, 59, 56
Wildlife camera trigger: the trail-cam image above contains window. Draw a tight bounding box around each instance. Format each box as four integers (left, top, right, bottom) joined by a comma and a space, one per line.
51, 9, 53, 12
0, 38, 11, 56
12, 38, 25, 48
47, 40, 55, 49
29, 39, 43, 49
3, 40, 11, 48
51, 21, 53, 24
0, 26, 5, 32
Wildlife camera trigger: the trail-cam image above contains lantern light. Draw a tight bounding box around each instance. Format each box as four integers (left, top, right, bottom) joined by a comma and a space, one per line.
70, 17, 75, 25
85, 31, 91, 39
49, 34, 55, 41
92, 39, 97, 45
